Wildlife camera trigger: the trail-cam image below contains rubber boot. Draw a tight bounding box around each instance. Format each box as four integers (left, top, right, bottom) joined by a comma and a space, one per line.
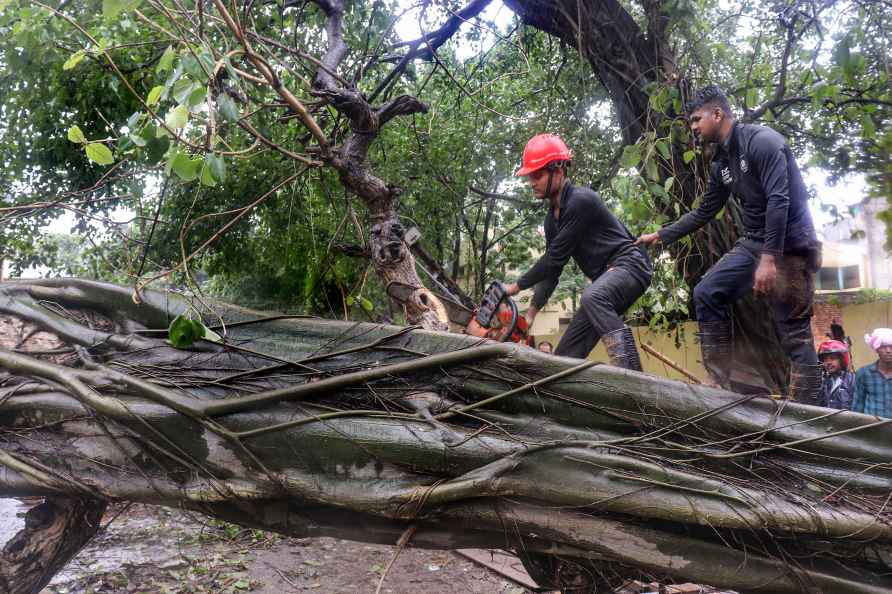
698, 319, 733, 390
789, 362, 823, 405
601, 326, 643, 371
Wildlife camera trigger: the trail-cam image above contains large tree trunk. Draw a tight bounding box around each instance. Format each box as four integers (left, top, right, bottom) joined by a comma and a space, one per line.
0, 498, 106, 594
505, 0, 789, 392
1, 279, 891, 593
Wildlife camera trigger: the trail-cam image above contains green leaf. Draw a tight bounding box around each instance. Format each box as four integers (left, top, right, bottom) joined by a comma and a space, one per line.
360, 297, 374, 312
206, 153, 226, 183
117, 135, 134, 153
157, 46, 176, 73
102, 0, 141, 18
648, 87, 669, 113
144, 135, 170, 165
645, 157, 658, 181
664, 176, 674, 193
620, 144, 641, 169
172, 78, 196, 105
655, 140, 671, 161
182, 54, 213, 80
168, 315, 203, 349
187, 86, 207, 108
862, 113, 876, 139
223, 57, 240, 83
346, 296, 355, 306
126, 111, 142, 129
683, 150, 696, 164
648, 182, 668, 199
200, 160, 216, 187
146, 85, 164, 106
129, 133, 147, 147
165, 104, 189, 130
834, 36, 852, 71
745, 87, 757, 108
85, 143, 114, 165
170, 151, 200, 181
67, 125, 86, 144
203, 327, 223, 343
63, 50, 86, 71
217, 94, 239, 123
163, 64, 183, 91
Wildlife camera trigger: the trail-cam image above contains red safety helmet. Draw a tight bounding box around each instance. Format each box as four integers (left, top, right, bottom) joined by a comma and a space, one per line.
515, 134, 572, 176
818, 340, 850, 368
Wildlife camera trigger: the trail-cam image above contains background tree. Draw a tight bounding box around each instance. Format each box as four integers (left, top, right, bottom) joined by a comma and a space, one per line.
505, 0, 890, 390
0, 0, 889, 388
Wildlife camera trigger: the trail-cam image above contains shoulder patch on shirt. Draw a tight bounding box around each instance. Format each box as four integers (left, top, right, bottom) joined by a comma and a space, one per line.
721, 167, 732, 186
739, 157, 749, 173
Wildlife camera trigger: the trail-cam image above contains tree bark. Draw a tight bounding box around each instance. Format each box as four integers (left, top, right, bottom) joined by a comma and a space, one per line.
1, 279, 892, 593
302, 0, 449, 330
0, 498, 107, 594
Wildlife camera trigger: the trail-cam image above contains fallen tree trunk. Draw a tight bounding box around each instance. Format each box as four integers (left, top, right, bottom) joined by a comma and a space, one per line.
1, 279, 891, 593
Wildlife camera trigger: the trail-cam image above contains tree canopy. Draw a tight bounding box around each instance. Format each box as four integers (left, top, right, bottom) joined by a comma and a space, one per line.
0, 0, 889, 325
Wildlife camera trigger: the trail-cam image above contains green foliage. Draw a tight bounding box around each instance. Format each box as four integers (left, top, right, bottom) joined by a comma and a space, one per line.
854, 288, 892, 305
168, 314, 207, 348
85, 142, 114, 165
0, 0, 888, 326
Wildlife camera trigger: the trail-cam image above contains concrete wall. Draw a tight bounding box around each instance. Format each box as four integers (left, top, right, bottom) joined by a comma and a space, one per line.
861, 198, 892, 290
535, 321, 709, 383
833, 299, 892, 369
532, 298, 892, 382
820, 195, 892, 290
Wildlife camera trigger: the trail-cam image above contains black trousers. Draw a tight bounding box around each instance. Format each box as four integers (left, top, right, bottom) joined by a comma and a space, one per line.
693, 241, 819, 365
555, 267, 648, 359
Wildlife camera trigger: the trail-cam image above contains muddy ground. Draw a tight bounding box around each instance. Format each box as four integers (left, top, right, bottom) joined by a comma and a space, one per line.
3, 500, 535, 594
1, 500, 730, 594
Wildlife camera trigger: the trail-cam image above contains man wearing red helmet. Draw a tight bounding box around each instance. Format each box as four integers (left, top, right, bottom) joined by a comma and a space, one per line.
817, 340, 854, 410
503, 134, 653, 370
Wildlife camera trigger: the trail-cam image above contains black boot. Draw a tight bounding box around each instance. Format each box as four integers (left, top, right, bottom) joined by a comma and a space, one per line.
601, 326, 643, 371
789, 362, 823, 405
698, 319, 732, 389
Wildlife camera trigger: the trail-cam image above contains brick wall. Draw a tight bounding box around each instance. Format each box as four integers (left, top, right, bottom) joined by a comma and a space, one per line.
811, 300, 844, 346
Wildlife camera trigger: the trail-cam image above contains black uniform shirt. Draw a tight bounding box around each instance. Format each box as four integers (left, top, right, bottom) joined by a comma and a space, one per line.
657, 122, 817, 256
516, 183, 652, 310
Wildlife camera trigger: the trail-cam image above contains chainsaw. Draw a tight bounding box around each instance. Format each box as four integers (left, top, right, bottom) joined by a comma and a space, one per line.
386, 280, 531, 345
383, 227, 531, 345
465, 281, 532, 345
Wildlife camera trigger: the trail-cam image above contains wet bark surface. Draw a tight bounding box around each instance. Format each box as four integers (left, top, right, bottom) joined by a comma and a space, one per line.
1, 279, 891, 594
0, 498, 106, 594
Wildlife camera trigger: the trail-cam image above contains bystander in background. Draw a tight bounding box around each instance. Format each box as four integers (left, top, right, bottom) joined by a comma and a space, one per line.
852, 328, 892, 418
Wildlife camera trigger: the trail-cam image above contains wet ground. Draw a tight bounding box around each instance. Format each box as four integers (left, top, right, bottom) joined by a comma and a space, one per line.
2, 499, 536, 594
0, 499, 733, 594
0, 498, 24, 543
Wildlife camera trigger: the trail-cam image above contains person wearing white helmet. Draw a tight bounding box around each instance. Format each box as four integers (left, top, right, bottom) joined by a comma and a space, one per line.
853, 328, 892, 418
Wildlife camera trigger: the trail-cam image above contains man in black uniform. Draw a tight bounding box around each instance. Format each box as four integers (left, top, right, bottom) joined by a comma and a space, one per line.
636, 85, 822, 403
504, 133, 652, 370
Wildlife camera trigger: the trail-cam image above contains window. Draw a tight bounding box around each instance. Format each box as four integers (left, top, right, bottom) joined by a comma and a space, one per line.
842, 265, 860, 289
816, 265, 861, 290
